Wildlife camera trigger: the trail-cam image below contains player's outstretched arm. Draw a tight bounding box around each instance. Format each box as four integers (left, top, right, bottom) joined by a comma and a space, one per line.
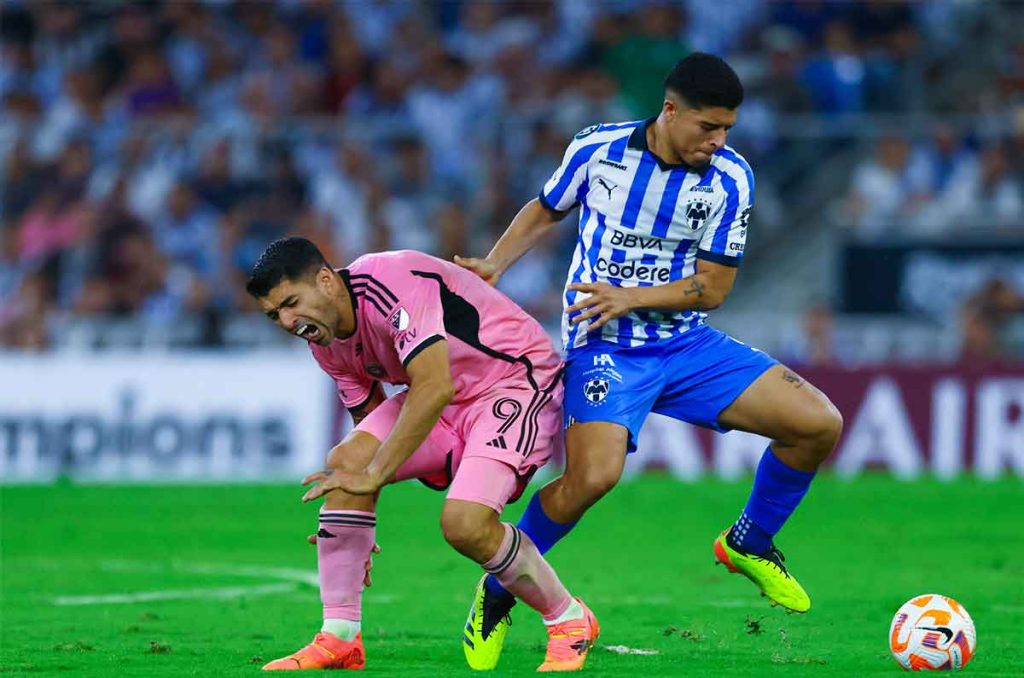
455, 199, 562, 286
567, 258, 738, 332
304, 341, 454, 499
362, 339, 454, 483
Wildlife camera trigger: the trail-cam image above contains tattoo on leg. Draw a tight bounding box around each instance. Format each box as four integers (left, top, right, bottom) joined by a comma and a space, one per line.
782, 370, 805, 389
683, 279, 706, 298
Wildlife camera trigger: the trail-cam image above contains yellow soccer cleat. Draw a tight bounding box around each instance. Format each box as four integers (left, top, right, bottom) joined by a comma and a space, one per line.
713, 529, 810, 613
463, 575, 516, 670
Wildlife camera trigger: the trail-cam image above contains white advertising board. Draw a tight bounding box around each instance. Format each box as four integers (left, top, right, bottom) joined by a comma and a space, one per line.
0, 352, 333, 482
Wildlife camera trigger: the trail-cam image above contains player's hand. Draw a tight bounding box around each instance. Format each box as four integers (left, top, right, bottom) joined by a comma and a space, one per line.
453, 255, 501, 286
566, 282, 635, 332
301, 468, 384, 501
307, 536, 381, 587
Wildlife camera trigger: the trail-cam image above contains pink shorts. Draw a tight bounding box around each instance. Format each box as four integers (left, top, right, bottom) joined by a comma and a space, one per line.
355, 381, 563, 513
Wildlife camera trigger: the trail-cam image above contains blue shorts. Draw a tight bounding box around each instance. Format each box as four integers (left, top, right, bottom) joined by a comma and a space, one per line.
563, 325, 778, 453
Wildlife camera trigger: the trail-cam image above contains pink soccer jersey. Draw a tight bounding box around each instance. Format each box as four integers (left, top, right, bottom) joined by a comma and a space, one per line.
310, 250, 562, 409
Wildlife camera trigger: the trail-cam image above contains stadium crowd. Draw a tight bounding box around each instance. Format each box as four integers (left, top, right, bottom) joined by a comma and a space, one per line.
1, 0, 1022, 354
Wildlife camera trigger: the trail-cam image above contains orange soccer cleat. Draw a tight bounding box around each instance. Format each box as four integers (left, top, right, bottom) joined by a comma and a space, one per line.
537, 598, 600, 672
262, 631, 365, 671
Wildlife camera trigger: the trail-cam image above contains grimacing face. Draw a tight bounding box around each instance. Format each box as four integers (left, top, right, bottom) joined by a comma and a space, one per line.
259, 267, 342, 346
663, 97, 737, 167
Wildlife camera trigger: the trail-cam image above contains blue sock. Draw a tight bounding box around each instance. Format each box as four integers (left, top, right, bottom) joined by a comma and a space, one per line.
731, 447, 816, 555
485, 492, 577, 598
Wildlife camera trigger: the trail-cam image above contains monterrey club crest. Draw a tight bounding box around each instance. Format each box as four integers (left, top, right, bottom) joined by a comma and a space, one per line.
683, 197, 713, 231
583, 377, 610, 405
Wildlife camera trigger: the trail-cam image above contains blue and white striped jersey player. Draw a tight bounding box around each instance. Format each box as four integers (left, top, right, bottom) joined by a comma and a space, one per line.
456, 53, 844, 669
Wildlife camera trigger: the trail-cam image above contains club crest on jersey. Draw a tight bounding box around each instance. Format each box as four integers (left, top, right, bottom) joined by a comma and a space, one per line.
683, 197, 714, 231
389, 307, 410, 331
583, 377, 610, 405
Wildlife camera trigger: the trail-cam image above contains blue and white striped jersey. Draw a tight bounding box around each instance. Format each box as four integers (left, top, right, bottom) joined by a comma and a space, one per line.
539, 118, 754, 352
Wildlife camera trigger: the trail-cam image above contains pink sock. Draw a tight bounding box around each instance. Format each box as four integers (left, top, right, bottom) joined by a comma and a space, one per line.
318, 509, 376, 621
483, 523, 572, 621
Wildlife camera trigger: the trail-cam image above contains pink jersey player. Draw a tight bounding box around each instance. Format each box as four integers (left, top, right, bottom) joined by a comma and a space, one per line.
245, 238, 598, 672
310, 249, 563, 504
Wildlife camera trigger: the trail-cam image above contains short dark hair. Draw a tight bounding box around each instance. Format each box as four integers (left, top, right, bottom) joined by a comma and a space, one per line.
663, 52, 744, 110
245, 237, 331, 298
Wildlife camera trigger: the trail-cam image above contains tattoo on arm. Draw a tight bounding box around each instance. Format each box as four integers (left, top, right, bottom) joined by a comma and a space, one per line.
683, 279, 706, 298
782, 370, 805, 389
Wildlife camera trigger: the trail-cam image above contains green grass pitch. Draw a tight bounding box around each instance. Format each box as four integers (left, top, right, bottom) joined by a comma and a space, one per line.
2, 475, 1022, 676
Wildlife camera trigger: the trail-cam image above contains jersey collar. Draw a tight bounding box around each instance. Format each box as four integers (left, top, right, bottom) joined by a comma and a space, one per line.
335, 268, 359, 342
628, 116, 711, 176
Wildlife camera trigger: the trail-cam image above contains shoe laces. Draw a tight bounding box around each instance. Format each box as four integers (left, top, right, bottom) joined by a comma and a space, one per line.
545, 619, 591, 661
752, 545, 790, 577
481, 588, 516, 640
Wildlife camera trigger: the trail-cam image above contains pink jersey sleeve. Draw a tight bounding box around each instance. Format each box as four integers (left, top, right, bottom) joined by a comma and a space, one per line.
312, 349, 376, 409
352, 260, 448, 367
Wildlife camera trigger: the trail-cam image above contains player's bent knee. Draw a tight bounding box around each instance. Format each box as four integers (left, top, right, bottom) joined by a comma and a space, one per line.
570, 465, 622, 504
802, 399, 843, 460
325, 434, 379, 474
439, 503, 496, 561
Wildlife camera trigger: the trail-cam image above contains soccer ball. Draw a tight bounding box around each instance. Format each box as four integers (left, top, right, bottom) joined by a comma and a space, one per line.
889, 594, 976, 671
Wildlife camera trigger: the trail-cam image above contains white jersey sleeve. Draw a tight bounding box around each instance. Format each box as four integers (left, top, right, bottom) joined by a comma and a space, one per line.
539, 124, 637, 214
696, 148, 754, 267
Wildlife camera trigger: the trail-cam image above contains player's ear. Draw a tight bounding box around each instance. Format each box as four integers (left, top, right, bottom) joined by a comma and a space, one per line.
663, 95, 675, 118
663, 93, 680, 121
316, 266, 335, 292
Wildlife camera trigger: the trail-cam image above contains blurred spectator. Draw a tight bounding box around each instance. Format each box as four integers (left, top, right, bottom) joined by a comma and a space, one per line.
16, 187, 84, 265
93, 5, 158, 97
845, 134, 929, 237
447, 3, 528, 66
379, 136, 444, 253
960, 278, 1024, 364
0, 268, 51, 350
1, 142, 43, 221
0, 0, 1019, 360
407, 52, 498, 189
931, 144, 1023, 233
685, 0, 765, 56
749, 26, 814, 114
0, 221, 28, 304
248, 24, 320, 117
322, 15, 367, 115
309, 143, 377, 259
596, 4, 687, 116
497, 236, 563, 330
770, 0, 853, 46
33, 66, 108, 160
163, 2, 212, 98
781, 303, 851, 367
151, 181, 219, 284
550, 67, 632, 138
345, 58, 411, 129
801, 21, 866, 113
193, 140, 250, 213
913, 124, 975, 196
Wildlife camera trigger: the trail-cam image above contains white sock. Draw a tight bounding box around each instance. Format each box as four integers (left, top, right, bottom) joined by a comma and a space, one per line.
543, 598, 584, 626
321, 618, 361, 641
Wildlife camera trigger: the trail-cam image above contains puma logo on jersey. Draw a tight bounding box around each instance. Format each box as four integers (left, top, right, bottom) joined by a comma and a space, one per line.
595, 177, 617, 200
